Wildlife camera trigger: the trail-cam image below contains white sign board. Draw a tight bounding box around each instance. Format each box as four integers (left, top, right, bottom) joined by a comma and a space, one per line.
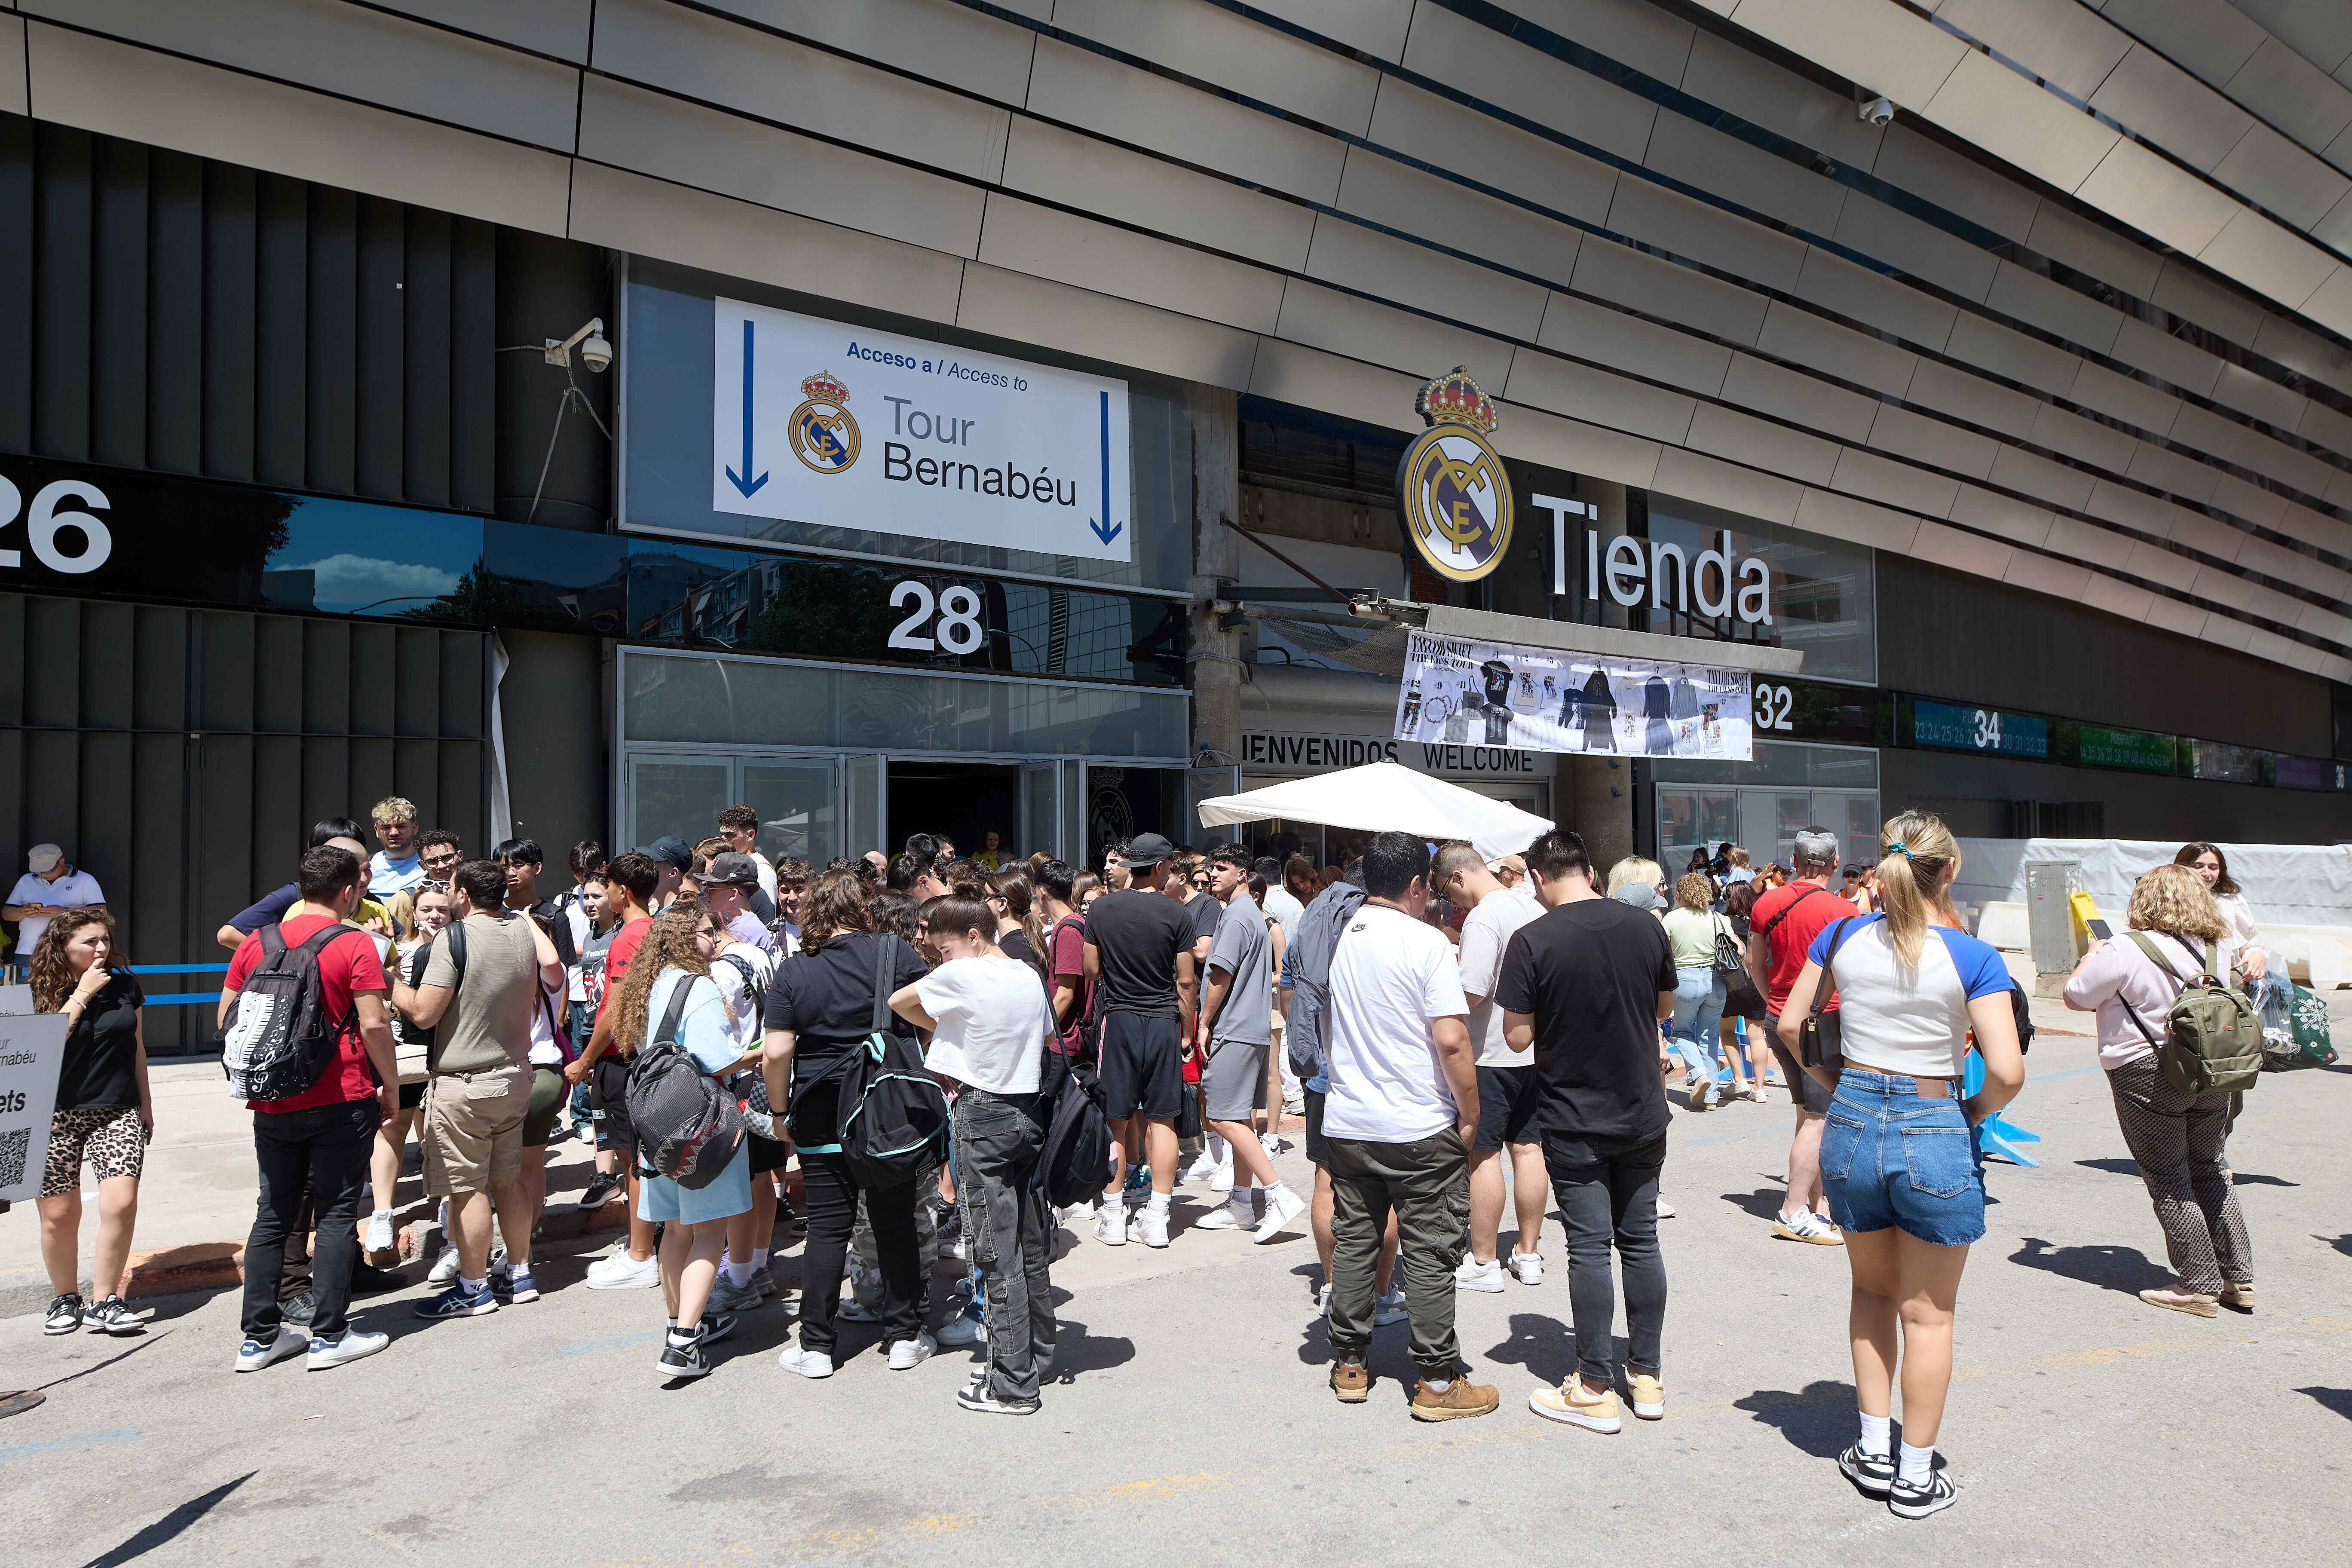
1396, 630, 1753, 760
0, 1012, 66, 1204
710, 298, 1131, 561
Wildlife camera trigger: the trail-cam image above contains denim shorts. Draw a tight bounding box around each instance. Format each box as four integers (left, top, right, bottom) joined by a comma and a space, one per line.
1819, 1070, 1984, 1246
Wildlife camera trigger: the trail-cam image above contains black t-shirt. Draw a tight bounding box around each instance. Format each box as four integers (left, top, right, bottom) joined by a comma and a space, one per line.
55, 971, 146, 1111
1495, 899, 1678, 1145
1179, 891, 1222, 950
763, 932, 929, 1079
1083, 890, 1193, 1017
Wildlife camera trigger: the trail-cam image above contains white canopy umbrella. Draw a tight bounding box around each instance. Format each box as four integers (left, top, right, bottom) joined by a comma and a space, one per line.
1193, 761, 1555, 863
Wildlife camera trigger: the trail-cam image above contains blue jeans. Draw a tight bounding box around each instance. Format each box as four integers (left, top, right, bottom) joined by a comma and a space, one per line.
1669, 968, 1726, 1082
1819, 1071, 1985, 1246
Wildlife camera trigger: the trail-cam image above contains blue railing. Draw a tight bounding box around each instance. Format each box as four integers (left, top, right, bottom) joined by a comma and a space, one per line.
124, 962, 231, 1007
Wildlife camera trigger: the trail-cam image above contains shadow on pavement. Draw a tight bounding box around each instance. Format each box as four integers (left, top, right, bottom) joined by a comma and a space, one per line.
80, 1471, 255, 1568
1044, 1317, 1133, 1381
1733, 1381, 1856, 1458
2009, 1237, 2171, 1295
36, 1330, 175, 1390
1719, 1186, 1792, 1222
1478, 1313, 1580, 1387
2316, 1234, 2352, 1259
2075, 1158, 2142, 1178
2295, 1387, 2352, 1422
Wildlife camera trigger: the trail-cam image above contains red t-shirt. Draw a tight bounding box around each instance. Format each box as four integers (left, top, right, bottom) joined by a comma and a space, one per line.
597, 916, 652, 1023
225, 913, 388, 1113
1751, 881, 1848, 1014
1048, 915, 1090, 1056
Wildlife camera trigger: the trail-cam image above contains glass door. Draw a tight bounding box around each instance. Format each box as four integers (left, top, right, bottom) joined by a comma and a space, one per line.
1657, 787, 1739, 873
739, 758, 840, 867
844, 754, 885, 863
627, 754, 734, 853
1021, 760, 1060, 860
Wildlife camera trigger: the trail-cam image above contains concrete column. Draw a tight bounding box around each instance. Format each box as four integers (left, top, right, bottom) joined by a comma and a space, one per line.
1188, 383, 1242, 764
1571, 755, 1634, 870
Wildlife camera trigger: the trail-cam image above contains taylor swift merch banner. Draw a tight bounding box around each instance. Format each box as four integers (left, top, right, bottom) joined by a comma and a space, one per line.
1393, 631, 1754, 760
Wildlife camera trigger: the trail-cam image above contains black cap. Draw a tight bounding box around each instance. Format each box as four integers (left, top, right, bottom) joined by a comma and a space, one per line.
1121, 832, 1176, 868
637, 835, 692, 872
704, 851, 762, 888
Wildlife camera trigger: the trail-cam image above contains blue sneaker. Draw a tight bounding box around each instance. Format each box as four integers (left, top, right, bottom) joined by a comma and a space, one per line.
415, 1282, 499, 1320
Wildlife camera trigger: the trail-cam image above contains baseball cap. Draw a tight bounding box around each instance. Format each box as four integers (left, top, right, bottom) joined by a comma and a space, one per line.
1122, 832, 1176, 868
1791, 827, 1840, 864
26, 844, 61, 873
636, 835, 693, 873
1611, 882, 1664, 911
704, 851, 762, 888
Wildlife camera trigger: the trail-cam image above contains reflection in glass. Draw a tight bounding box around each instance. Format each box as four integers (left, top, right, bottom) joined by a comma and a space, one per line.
743, 762, 839, 865
628, 757, 731, 854
264, 499, 486, 619
1640, 496, 1877, 685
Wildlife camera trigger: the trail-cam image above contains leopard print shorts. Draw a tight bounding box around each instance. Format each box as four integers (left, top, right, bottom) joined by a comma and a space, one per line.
40, 1107, 149, 1197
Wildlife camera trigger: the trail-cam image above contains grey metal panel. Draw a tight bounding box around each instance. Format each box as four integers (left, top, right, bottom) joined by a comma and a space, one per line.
1754, 300, 1916, 397
2175, 402, 2336, 494
1501, 347, 1697, 445
2030, 400, 2136, 471
1647, 447, 1804, 524
1001, 116, 1315, 271
2124, 440, 2220, 504
2149, 260, 2264, 348
591, 0, 1012, 184
701, 0, 1038, 107
1641, 110, 1845, 238
1908, 520, 2012, 581
1944, 312, 2080, 397
306, 184, 358, 495
2234, 0, 2352, 77
1717, 352, 1877, 443
254, 174, 306, 487
1052, 0, 1381, 136
1725, 0, 1969, 113
1677, 29, 1885, 172
2084, 478, 2181, 540
1606, 177, 1804, 293
1303, 215, 1548, 340
1868, 126, 2038, 246
33, 123, 89, 462
575, 75, 986, 260
1920, 51, 2119, 193
1792, 486, 1921, 554
1935, 0, 2130, 101
2109, 315, 2224, 398
2002, 549, 2092, 602
2102, 0, 2266, 90
1828, 446, 1960, 516
0, 13, 23, 117
1832, 194, 1997, 303
1536, 291, 1730, 396
2211, 123, 2350, 228
958, 262, 1262, 391
2294, 394, 2352, 454
1792, 247, 1956, 351
0, 116, 27, 454
1402, 2, 1656, 165
2226, 37, 2352, 155
2281, 496, 2352, 555
2312, 187, 2352, 257
2067, 361, 2181, 437
2024, 202, 2161, 300
1947, 483, 2055, 546
2190, 562, 2260, 608
1364, 79, 1618, 230
25, 0, 583, 152
1865, 402, 1999, 480
1275, 278, 1512, 389
2075, 139, 2242, 257
2089, 48, 2255, 171
1505, 0, 1695, 86
2211, 361, 2309, 433
1335, 150, 1585, 285
980, 193, 1286, 332
1492, 398, 1664, 489
147, 150, 202, 475
370, 1, 594, 62
1249, 338, 1425, 435
2207, 470, 2290, 530
2123, 539, 2203, 593
1248, 0, 1416, 60
2293, 256, 2352, 338
1023, 37, 1345, 204
2248, 307, 2352, 387
2173, 507, 2256, 564
90, 137, 147, 471
1684, 401, 1839, 485
1985, 262, 2122, 355
1903, 357, 2039, 440
1570, 238, 1766, 345
1987, 441, 2095, 512
2197, 209, 2336, 315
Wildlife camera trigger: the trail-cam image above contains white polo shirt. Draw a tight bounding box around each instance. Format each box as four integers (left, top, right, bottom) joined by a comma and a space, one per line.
9, 867, 104, 953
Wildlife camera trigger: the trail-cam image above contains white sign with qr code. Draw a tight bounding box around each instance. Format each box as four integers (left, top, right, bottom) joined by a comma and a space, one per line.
0, 1012, 67, 1204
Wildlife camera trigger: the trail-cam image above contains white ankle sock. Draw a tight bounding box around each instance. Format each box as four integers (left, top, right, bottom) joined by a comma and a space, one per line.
1899, 1441, 1934, 1485
1858, 1412, 1891, 1458
459, 1275, 485, 1295
1146, 1191, 1171, 1216
1264, 1180, 1288, 1199
724, 1260, 750, 1287
752, 1248, 769, 1270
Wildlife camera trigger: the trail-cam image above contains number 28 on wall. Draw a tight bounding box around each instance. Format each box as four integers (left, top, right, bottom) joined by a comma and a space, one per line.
888, 580, 986, 654
0, 477, 115, 575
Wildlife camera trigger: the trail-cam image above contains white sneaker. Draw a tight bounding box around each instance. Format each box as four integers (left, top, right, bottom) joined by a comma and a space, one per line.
584, 1251, 661, 1289
1182, 1153, 1222, 1185
1133, 1207, 1170, 1248
1655, 1197, 1678, 1219
1252, 1186, 1306, 1243
306, 1329, 389, 1370
1454, 1257, 1506, 1293
1773, 1210, 1845, 1246
1207, 1160, 1235, 1194
886, 1332, 937, 1371
778, 1341, 835, 1379
1093, 1206, 1128, 1247
1318, 1283, 1332, 1316
1059, 1200, 1096, 1226
1195, 1199, 1253, 1231
1373, 1288, 1409, 1326
364, 1209, 395, 1253
234, 1324, 308, 1372
425, 1246, 459, 1285
1509, 1251, 1544, 1286
1260, 1132, 1284, 1160
936, 1310, 986, 1347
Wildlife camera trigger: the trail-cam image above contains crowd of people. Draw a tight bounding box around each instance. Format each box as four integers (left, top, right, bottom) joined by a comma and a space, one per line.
19, 796, 2294, 1509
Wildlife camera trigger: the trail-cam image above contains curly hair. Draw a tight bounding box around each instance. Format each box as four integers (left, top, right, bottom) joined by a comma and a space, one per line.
2129, 864, 2226, 943
29, 909, 121, 1013
798, 867, 873, 952
608, 900, 714, 1052
1673, 872, 1714, 912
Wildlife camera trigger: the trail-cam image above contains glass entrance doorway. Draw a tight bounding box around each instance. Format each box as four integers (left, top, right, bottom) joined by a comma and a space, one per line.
888, 761, 1020, 864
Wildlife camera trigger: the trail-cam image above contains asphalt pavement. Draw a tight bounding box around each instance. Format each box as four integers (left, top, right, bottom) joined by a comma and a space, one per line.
6, 1019, 2350, 1568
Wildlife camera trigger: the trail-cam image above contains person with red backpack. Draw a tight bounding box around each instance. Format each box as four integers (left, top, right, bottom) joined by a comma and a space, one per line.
217, 845, 398, 1373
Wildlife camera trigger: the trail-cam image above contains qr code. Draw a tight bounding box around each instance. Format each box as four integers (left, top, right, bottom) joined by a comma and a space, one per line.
0, 1127, 28, 1191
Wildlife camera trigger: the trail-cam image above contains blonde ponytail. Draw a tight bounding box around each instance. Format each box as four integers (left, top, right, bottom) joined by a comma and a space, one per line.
1875, 811, 1958, 969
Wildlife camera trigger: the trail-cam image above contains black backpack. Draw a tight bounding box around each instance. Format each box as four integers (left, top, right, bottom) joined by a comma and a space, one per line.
624, 974, 747, 1188
797, 935, 949, 1187
1039, 1061, 1113, 1207
222, 922, 367, 1102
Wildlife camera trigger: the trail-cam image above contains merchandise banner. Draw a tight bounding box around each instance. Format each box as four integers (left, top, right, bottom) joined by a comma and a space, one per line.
1393, 631, 1752, 760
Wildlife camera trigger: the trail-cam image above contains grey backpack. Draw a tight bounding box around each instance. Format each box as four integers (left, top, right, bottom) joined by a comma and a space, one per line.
624, 975, 746, 1188
2122, 934, 2263, 1098
1284, 880, 1366, 1081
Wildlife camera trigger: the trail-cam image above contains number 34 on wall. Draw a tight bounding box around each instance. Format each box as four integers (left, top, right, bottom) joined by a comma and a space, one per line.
0, 476, 115, 574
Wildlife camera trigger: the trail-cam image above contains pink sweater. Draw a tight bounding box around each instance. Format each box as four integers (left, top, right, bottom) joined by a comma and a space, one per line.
2062, 930, 2243, 1071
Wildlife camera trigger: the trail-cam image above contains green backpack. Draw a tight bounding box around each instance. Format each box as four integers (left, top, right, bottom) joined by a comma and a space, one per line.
2123, 934, 2263, 1097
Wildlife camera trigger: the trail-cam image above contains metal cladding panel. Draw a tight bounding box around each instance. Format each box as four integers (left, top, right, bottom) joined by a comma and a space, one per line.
1605, 176, 1803, 294
2024, 202, 2162, 300
0, 14, 24, 119
1051, 0, 1381, 137
1274, 279, 1512, 389
2067, 360, 2181, 438
1724, 0, 1969, 113
1985, 261, 2122, 355
1944, 313, 2080, 397
2234, 0, 2352, 78
1001, 116, 1315, 270
1641, 111, 1846, 239
2226, 37, 2352, 154
1935, 0, 2130, 102
956, 263, 1261, 391
1305, 216, 1547, 340
979, 194, 1286, 333
1902, 358, 2038, 441
1948, 483, 2055, 547
2110, 316, 2224, 399
1684, 401, 1839, 485
1504, 0, 1696, 86
1570, 239, 1766, 345
1336, 150, 1584, 286
1828, 445, 1960, 517
371, 0, 595, 63
1986, 443, 2095, 514
1503, 347, 1698, 446
1791, 246, 1957, 352
1718, 352, 1877, 444
1755, 300, 1917, 397
1865, 403, 1998, 481
1831, 193, 1997, 303
1921, 51, 2118, 193
2211, 123, 2350, 228
1365, 80, 1617, 229
1403, 3, 1657, 165
1868, 125, 2038, 246
1249, 0, 1416, 61
2089, 47, 2256, 172
2201, 209, 2338, 311
1678, 29, 1886, 172
1649, 447, 1803, 523
2103, 0, 2266, 90
1536, 290, 1730, 397
2073, 140, 2241, 257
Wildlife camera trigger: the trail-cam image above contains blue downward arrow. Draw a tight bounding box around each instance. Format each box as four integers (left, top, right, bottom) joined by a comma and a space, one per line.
1088, 390, 1121, 545
725, 318, 769, 498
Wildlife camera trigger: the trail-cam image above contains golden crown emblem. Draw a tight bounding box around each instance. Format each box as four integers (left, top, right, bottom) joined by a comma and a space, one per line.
800, 370, 849, 403
1414, 365, 1497, 435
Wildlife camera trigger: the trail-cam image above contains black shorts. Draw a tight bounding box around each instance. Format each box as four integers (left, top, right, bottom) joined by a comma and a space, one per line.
398, 1081, 424, 1110
1305, 1089, 1328, 1168
1763, 1012, 1836, 1114
590, 1054, 638, 1158
747, 1130, 791, 1174
1473, 1064, 1541, 1151
1097, 1011, 1182, 1121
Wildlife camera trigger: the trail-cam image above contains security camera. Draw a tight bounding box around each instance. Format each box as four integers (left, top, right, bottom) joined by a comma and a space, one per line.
545, 317, 612, 373
579, 328, 612, 373
1859, 95, 1894, 126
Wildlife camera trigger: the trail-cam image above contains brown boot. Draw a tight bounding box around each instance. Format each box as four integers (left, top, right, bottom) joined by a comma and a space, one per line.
1330, 1361, 1370, 1403
1410, 1375, 1500, 1422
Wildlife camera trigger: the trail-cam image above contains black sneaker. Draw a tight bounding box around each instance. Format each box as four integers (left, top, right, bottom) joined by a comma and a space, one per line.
279, 1290, 318, 1327
956, 1379, 1040, 1415
43, 1294, 83, 1336
83, 1295, 144, 1336
1887, 1467, 1957, 1519
1838, 1444, 1894, 1497
696, 1312, 738, 1351
349, 1262, 407, 1295
658, 1334, 712, 1380
578, 1171, 623, 1210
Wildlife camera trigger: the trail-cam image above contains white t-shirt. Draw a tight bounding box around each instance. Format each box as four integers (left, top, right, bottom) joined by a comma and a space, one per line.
709, 942, 777, 1057
916, 952, 1052, 1095
1262, 884, 1306, 937
563, 895, 594, 1000
1321, 904, 1470, 1142
1807, 914, 2013, 1080
8, 868, 104, 954
1458, 887, 1543, 1068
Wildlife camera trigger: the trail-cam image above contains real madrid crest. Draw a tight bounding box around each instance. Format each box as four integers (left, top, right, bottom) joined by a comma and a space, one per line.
1396, 365, 1511, 583
789, 370, 861, 474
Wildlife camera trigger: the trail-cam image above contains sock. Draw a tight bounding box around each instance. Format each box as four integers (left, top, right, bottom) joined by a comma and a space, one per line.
459, 1275, 485, 1295
752, 1248, 769, 1271
724, 1259, 750, 1287
1226, 1190, 1253, 1214
1264, 1180, 1289, 1199
1205, 1131, 1228, 1159
1858, 1412, 1891, 1458
1899, 1441, 1934, 1486
1147, 1191, 1172, 1216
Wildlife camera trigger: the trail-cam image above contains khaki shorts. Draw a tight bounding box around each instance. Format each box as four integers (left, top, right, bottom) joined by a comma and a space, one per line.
423, 1064, 531, 1196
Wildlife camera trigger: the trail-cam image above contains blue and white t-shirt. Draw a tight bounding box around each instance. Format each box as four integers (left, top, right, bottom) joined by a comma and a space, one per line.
1807, 913, 2012, 1079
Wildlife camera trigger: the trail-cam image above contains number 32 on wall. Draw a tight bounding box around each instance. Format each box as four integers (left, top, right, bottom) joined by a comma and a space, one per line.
888, 580, 986, 654
0, 477, 115, 574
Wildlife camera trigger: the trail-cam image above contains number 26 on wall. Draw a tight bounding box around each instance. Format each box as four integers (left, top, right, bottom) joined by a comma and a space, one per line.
0, 476, 115, 575
888, 580, 986, 654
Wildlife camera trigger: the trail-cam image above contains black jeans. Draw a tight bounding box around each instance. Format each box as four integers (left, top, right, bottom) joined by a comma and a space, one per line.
1544, 1130, 1667, 1385
955, 1088, 1056, 1400
796, 1152, 921, 1356
243, 1099, 377, 1339
1325, 1127, 1470, 1381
